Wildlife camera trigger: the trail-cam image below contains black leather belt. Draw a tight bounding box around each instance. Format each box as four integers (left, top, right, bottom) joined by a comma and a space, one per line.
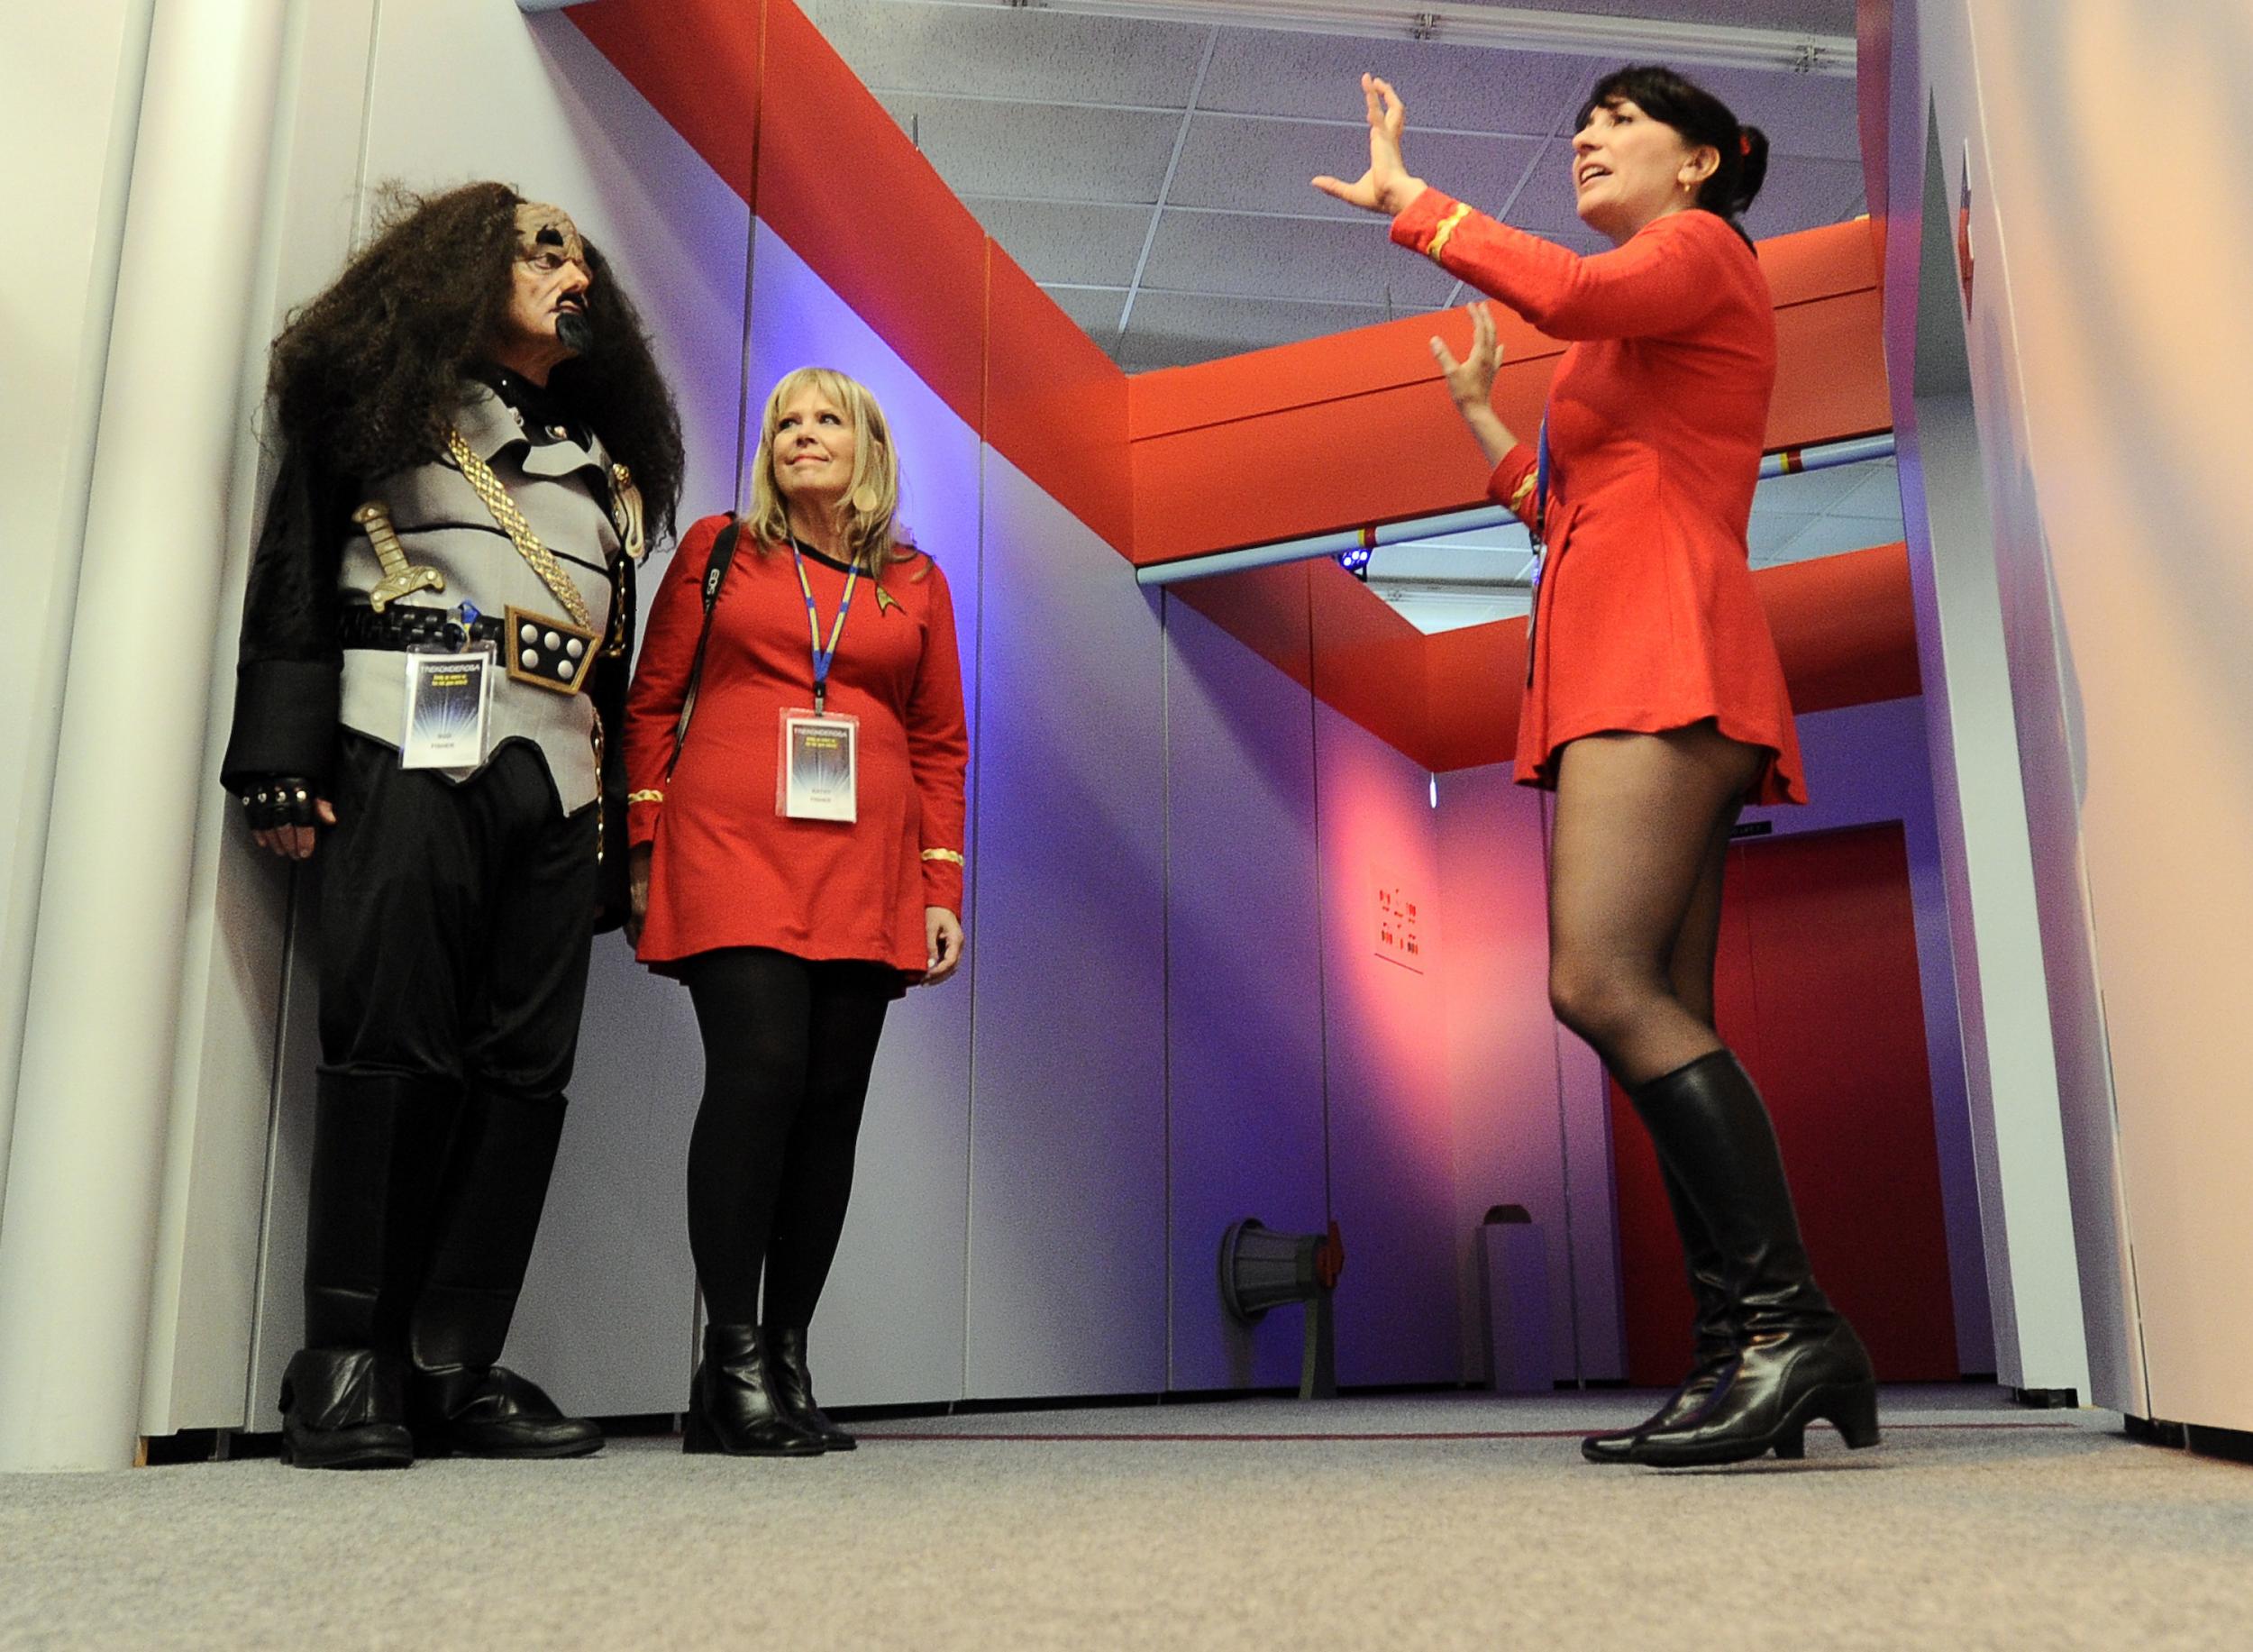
339, 603, 506, 653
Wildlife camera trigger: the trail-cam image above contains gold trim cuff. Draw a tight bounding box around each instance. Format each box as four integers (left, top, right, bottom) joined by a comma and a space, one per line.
921, 849, 966, 867
627, 789, 665, 805
1425, 202, 1474, 258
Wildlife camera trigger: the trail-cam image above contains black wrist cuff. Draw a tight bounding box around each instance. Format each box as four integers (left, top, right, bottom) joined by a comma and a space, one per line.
241, 777, 318, 830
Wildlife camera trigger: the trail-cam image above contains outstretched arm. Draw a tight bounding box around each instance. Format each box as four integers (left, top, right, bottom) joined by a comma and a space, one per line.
1393, 188, 1729, 341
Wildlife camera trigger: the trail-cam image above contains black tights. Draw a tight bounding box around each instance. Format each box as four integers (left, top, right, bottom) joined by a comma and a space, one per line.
1546, 722, 1764, 1087
681, 948, 895, 1328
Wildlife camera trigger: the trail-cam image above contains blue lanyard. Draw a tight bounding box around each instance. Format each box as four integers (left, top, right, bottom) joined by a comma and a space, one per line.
1535, 413, 1554, 543
790, 542, 860, 714
1529, 410, 1556, 593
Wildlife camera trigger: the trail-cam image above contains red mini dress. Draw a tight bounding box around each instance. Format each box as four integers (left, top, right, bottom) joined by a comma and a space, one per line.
624, 515, 970, 979
1392, 191, 1806, 806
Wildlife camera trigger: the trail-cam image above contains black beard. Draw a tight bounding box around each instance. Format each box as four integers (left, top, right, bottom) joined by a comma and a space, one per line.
555, 311, 593, 354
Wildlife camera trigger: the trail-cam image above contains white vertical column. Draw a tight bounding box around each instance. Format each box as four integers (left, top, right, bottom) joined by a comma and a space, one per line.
1893, 107, 2091, 1398
0, 0, 293, 1472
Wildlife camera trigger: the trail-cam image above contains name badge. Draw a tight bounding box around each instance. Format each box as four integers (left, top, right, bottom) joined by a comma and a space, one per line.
778, 707, 858, 821
401, 652, 491, 770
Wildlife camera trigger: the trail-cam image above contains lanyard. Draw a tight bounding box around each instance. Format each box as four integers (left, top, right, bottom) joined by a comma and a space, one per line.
1534, 412, 1554, 543
790, 542, 860, 714
1526, 408, 1557, 689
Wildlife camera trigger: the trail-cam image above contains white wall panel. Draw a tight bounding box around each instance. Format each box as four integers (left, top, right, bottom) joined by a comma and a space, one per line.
1163, 598, 1326, 1392
160, 0, 382, 1433
0, 0, 149, 1220
1313, 706, 1456, 1385
1879, 7, 2144, 1404
740, 222, 983, 1410
966, 451, 1167, 1399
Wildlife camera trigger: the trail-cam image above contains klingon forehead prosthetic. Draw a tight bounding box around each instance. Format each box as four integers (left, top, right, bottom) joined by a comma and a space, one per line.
514, 201, 588, 269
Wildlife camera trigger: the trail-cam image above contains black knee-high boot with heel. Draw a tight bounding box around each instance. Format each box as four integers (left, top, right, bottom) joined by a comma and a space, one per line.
1579, 1161, 1762, 1464
1622, 1051, 1879, 1467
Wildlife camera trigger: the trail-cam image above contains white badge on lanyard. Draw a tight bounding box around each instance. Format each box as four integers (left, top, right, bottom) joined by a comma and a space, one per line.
776, 542, 862, 821
778, 707, 859, 820
400, 650, 492, 770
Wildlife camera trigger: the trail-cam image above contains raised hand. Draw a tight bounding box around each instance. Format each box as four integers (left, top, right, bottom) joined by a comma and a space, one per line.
1430, 301, 1504, 409
1311, 74, 1427, 217
1429, 303, 1519, 469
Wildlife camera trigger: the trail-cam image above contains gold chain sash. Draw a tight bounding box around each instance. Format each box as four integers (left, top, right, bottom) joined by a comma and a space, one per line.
445, 429, 594, 631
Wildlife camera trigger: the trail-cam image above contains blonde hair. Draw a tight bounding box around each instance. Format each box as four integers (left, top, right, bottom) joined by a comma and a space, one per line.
746, 366, 919, 570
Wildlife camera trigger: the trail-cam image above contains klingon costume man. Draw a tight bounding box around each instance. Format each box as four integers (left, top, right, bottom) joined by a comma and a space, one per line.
221, 184, 683, 1469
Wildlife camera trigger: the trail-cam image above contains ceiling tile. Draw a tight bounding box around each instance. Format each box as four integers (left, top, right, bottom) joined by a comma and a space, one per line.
1509, 140, 1594, 234
1753, 461, 1869, 514
1199, 30, 1597, 136
1120, 291, 1422, 370
1138, 210, 1457, 307
1041, 283, 1129, 341
1747, 510, 1820, 559
1740, 154, 1864, 237
1831, 461, 1908, 521
1171, 114, 1543, 224
963, 196, 1151, 288
1685, 63, 1864, 161
801, 0, 1209, 107
1763, 514, 1902, 561
879, 95, 1181, 204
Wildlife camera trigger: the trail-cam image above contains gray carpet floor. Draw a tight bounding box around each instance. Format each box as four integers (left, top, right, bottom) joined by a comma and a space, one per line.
5, 1389, 2250, 1649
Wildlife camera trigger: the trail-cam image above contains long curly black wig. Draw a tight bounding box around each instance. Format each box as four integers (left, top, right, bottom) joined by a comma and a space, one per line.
266, 180, 685, 537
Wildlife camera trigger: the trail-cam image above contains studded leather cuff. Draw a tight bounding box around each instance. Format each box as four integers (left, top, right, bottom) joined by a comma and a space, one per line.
241, 776, 319, 830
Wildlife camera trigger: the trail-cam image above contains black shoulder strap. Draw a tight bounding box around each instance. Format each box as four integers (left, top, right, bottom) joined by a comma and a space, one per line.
664, 516, 743, 780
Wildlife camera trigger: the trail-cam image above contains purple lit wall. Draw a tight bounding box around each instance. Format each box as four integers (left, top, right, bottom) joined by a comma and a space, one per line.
966, 452, 1169, 1399
1163, 598, 1327, 1392
1314, 706, 1459, 1384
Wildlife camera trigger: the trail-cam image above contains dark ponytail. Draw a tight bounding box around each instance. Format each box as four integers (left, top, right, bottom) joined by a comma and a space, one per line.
1579, 65, 1767, 245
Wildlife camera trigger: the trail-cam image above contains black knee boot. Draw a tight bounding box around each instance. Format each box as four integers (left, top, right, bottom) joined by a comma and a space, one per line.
1580, 1162, 1752, 1464
685, 1325, 825, 1456
1624, 1052, 1879, 1467
763, 1327, 855, 1451
406, 1089, 601, 1459
284, 1072, 450, 1469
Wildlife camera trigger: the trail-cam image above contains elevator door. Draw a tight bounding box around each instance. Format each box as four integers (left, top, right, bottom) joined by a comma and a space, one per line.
1609, 821, 1961, 1383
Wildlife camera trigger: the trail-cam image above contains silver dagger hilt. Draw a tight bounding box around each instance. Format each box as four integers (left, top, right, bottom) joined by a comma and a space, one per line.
354, 500, 447, 614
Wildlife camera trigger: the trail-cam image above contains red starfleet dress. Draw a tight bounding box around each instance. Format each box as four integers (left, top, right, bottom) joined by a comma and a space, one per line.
624, 515, 970, 979
1393, 191, 1806, 806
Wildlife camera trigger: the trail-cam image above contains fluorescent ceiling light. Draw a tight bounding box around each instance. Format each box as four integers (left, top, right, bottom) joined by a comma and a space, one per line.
957, 0, 1855, 76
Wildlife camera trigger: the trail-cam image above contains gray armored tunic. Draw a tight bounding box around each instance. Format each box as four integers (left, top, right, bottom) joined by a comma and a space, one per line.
221, 373, 635, 818
335, 385, 620, 814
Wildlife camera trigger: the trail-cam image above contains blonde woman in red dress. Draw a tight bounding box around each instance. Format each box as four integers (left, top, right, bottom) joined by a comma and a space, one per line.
624, 367, 968, 1456
1318, 65, 1877, 1467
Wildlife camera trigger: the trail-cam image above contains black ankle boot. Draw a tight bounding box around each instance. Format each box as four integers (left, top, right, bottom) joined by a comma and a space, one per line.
1623, 1052, 1879, 1468
1582, 1162, 1749, 1465
685, 1324, 825, 1457
413, 1365, 603, 1459
278, 1348, 413, 1470
406, 1090, 598, 1459
763, 1327, 855, 1451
